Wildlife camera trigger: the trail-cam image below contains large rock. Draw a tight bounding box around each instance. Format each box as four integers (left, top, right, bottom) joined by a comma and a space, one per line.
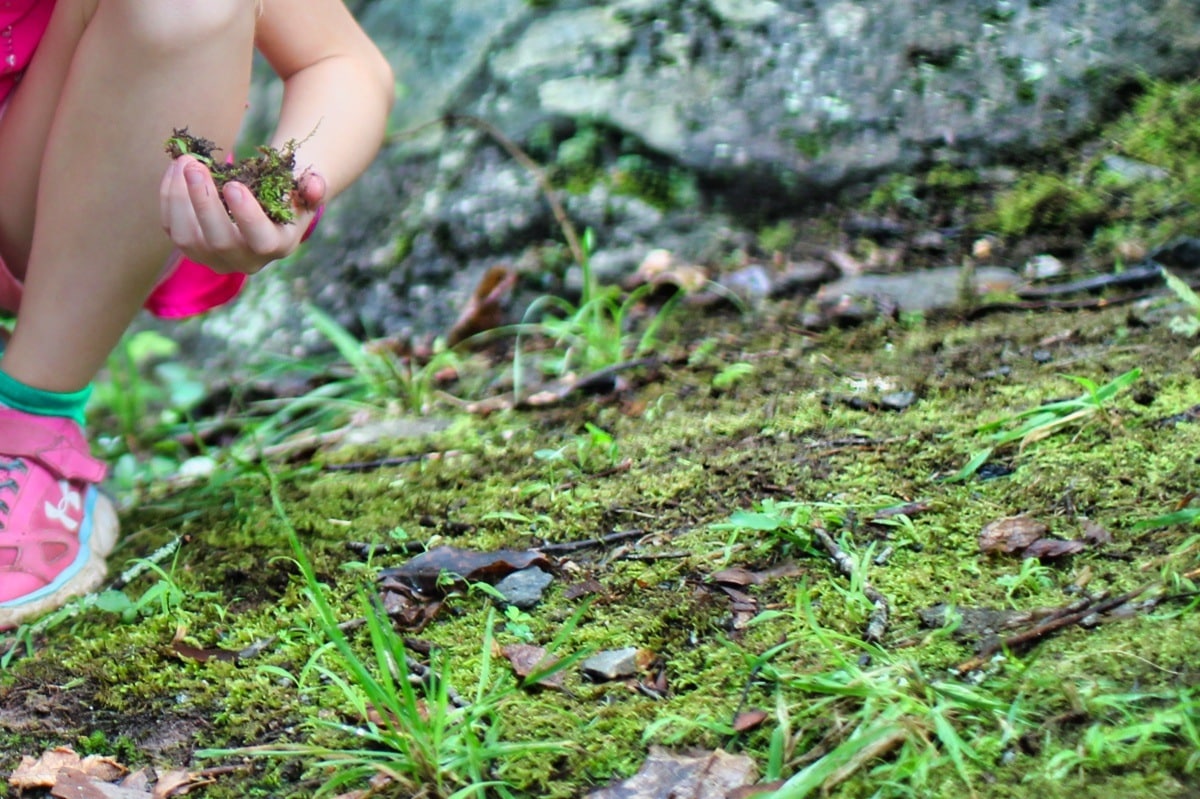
180, 0, 1200, 364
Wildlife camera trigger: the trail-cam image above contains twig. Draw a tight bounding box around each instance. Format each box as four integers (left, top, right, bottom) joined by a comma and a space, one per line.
537, 528, 646, 554
324, 450, 463, 473
442, 113, 584, 267
617, 551, 690, 562
956, 585, 1150, 673
812, 524, 890, 643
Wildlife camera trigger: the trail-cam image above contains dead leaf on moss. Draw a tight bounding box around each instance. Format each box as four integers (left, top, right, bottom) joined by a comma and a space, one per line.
587, 746, 757, 799
978, 515, 1048, 554
150, 769, 213, 799
501, 644, 565, 690
732, 709, 769, 732
50, 769, 146, 799
9, 748, 126, 790
169, 626, 239, 663
378, 545, 553, 594
1022, 538, 1087, 559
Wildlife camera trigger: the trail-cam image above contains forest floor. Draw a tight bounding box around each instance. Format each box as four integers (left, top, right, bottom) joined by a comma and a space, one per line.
2, 288, 1199, 799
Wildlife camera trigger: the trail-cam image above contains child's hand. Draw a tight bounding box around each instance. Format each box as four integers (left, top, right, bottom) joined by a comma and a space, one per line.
159, 154, 326, 275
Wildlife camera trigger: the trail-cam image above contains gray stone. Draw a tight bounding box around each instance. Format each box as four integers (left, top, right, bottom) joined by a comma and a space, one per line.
581, 647, 642, 681
818, 266, 1023, 313
494, 567, 555, 610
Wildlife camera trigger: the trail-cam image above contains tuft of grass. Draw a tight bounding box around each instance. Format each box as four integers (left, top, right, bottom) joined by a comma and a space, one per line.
513, 229, 680, 395
196, 468, 573, 798
951, 367, 1141, 481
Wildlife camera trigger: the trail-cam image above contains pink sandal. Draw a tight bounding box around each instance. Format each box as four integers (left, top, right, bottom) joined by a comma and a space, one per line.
0, 407, 118, 628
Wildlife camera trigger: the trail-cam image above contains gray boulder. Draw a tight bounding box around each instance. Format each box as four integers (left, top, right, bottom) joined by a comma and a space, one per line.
180, 0, 1200, 363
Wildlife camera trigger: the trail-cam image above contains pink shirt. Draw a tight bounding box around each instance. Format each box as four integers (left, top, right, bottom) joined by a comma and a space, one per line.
0, 0, 53, 105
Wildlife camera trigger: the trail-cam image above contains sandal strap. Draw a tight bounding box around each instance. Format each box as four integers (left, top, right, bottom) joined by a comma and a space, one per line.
0, 409, 106, 483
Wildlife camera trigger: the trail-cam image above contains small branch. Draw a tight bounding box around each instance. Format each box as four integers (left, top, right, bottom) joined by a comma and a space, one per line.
324, 450, 463, 473
537, 528, 646, 555
956, 585, 1150, 673
442, 113, 584, 267
812, 524, 890, 643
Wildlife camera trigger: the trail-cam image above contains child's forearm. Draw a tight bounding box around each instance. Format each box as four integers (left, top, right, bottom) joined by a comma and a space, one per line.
270, 54, 395, 201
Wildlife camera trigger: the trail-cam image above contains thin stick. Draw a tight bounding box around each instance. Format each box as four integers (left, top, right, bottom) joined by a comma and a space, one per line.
956, 585, 1150, 673
442, 113, 584, 267
537, 528, 646, 554
812, 524, 890, 643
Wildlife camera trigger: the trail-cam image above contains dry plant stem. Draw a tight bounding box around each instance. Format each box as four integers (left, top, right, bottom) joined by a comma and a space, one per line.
812, 524, 890, 643
822, 727, 909, 794
956, 585, 1151, 673
537, 528, 646, 554
442, 113, 585, 267
323, 451, 464, 473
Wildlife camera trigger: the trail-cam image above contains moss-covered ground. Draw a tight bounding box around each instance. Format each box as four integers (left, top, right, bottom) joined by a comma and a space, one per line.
3, 298, 1199, 798
4, 80, 1200, 799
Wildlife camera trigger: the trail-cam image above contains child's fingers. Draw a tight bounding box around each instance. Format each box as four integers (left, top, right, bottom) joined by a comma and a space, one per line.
164, 162, 205, 249
296, 172, 326, 209
224, 181, 288, 259
186, 164, 240, 251
158, 158, 183, 233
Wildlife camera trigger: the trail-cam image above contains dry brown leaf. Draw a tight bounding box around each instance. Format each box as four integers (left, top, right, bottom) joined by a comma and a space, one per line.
151, 769, 212, 798
978, 516, 1048, 555
732, 709, 770, 732
587, 746, 757, 799
447, 265, 518, 346
502, 644, 565, 690
378, 546, 553, 594
1022, 538, 1087, 560
50, 769, 152, 799
9, 748, 126, 790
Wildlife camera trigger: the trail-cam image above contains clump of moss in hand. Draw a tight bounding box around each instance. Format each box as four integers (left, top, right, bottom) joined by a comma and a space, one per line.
165, 128, 302, 224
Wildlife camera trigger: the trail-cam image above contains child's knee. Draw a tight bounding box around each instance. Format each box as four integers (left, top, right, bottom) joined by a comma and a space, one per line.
101, 0, 255, 54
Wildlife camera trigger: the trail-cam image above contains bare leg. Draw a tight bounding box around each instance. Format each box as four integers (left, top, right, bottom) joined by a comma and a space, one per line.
0, 0, 256, 392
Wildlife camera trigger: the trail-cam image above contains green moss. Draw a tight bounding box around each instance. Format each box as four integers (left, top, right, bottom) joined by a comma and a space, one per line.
987, 173, 1106, 237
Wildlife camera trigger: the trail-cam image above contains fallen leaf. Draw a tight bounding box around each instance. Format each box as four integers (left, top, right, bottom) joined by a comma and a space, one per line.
118, 770, 153, 793
151, 769, 215, 799
563, 578, 605, 600
732, 709, 769, 732
378, 546, 553, 594
446, 265, 518, 346
1022, 538, 1087, 559
710, 568, 761, 587
169, 641, 239, 663
10, 748, 126, 790
587, 746, 757, 799
51, 769, 146, 799
501, 644, 565, 690
978, 516, 1048, 555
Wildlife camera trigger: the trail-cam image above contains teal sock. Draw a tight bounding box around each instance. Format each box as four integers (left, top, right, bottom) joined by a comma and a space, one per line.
0, 367, 91, 425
